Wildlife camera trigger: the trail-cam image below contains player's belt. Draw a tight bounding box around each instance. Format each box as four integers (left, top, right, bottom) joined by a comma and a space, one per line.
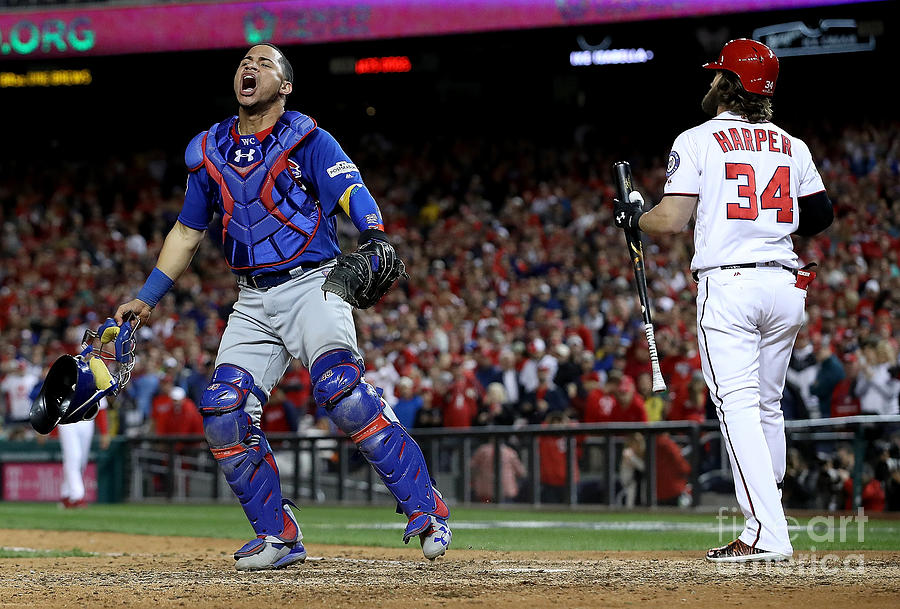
237, 260, 326, 290
692, 261, 798, 282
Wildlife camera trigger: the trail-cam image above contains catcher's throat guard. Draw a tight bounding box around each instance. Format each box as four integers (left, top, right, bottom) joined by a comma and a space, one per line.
30, 316, 139, 434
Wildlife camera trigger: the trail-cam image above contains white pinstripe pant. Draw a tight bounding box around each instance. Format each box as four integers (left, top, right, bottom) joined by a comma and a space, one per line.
696, 266, 805, 556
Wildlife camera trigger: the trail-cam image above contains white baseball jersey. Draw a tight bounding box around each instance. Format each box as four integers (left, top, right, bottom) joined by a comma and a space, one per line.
664, 111, 825, 271
2, 370, 39, 420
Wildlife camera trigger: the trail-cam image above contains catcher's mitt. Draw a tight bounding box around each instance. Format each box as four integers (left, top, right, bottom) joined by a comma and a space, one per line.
322, 235, 407, 309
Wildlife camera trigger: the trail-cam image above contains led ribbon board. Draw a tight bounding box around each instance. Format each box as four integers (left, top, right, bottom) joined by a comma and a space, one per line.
0, 0, 874, 59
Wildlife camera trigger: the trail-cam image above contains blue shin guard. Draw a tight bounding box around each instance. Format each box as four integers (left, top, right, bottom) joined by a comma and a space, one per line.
354, 414, 451, 545
200, 365, 303, 567
311, 350, 450, 551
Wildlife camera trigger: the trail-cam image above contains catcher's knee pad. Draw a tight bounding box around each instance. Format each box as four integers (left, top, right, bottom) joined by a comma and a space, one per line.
310, 349, 367, 417
310, 349, 391, 434
310, 350, 450, 537
199, 365, 295, 541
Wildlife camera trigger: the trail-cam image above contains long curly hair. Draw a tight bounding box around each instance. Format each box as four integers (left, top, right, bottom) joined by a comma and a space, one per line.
716, 70, 774, 123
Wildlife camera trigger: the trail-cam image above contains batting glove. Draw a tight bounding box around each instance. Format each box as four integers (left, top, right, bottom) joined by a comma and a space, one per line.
613, 192, 645, 231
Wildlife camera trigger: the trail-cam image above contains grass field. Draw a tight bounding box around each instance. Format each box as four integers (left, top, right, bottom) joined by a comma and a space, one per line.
0, 547, 95, 558
1, 502, 897, 554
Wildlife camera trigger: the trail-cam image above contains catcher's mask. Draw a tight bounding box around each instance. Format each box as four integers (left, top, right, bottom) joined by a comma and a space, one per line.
30, 316, 139, 434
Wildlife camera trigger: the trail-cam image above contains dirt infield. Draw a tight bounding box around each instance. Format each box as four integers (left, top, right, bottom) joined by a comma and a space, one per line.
1, 529, 899, 608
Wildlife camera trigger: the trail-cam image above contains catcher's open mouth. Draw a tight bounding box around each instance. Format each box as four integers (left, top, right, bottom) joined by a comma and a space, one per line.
240, 73, 257, 95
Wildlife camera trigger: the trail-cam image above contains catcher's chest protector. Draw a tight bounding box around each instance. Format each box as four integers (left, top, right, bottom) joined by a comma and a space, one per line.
202, 111, 321, 271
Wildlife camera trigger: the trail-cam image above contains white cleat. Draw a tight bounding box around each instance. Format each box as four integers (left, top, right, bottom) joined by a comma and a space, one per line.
234, 536, 308, 571
234, 503, 307, 571
705, 539, 791, 563
420, 516, 451, 560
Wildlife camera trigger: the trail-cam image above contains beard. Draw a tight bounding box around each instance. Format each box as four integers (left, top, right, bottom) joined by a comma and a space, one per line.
236, 88, 281, 113
701, 86, 720, 116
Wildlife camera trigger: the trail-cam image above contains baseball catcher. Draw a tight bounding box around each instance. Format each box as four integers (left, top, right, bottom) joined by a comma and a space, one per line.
113, 43, 451, 571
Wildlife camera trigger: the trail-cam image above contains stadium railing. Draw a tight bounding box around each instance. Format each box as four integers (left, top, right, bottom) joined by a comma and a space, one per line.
120, 415, 900, 510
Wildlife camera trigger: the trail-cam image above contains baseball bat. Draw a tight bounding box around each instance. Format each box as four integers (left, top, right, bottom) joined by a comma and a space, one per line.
613, 161, 667, 393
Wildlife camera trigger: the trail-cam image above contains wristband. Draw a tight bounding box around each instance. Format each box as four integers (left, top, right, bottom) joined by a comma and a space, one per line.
357, 228, 389, 245
137, 268, 175, 307
631, 209, 644, 231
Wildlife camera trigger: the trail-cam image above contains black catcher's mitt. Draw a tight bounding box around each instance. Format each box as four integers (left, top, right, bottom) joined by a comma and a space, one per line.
322, 232, 407, 309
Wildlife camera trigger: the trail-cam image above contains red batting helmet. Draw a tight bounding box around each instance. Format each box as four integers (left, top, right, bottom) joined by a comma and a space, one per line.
703, 38, 779, 97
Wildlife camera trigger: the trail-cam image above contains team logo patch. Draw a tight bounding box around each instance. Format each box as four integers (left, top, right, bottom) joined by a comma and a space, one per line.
288, 159, 303, 181
288, 159, 308, 192
666, 151, 680, 177
232, 147, 256, 165
326, 161, 359, 178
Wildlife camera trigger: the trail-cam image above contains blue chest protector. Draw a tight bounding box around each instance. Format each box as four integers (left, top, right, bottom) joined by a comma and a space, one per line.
197, 111, 323, 273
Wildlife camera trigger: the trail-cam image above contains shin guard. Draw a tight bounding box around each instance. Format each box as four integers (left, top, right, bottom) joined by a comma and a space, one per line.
200, 364, 298, 542
352, 412, 450, 542
311, 350, 450, 541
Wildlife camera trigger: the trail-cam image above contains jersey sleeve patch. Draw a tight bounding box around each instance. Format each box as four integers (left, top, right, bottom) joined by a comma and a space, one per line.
326, 161, 360, 178
666, 151, 680, 177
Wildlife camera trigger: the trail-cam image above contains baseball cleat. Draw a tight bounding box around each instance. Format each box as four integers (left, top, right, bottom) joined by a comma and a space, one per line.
234, 537, 307, 571
705, 539, 791, 563
234, 504, 307, 571
419, 516, 451, 560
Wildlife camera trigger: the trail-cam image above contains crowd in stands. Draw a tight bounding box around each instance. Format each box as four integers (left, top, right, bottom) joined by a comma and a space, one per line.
1, 117, 899, 509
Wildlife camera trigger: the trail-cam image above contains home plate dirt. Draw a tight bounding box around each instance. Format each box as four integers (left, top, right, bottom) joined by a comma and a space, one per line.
1, 529, 898, 608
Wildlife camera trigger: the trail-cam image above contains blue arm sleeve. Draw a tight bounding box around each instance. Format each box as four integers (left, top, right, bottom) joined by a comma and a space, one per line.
344, 184, 385, 234
294, 129, 384, 231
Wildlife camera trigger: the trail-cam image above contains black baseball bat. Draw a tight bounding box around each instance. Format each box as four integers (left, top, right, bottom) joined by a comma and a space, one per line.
613, 161, 666, 392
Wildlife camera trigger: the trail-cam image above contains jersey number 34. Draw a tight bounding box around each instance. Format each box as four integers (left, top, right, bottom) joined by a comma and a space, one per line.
725, 163, 792, 223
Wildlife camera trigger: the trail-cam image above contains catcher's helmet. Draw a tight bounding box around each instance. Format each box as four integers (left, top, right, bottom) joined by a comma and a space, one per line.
30, 317, 138, 434
30, 354, 107, 434
703, 38, 779, 97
